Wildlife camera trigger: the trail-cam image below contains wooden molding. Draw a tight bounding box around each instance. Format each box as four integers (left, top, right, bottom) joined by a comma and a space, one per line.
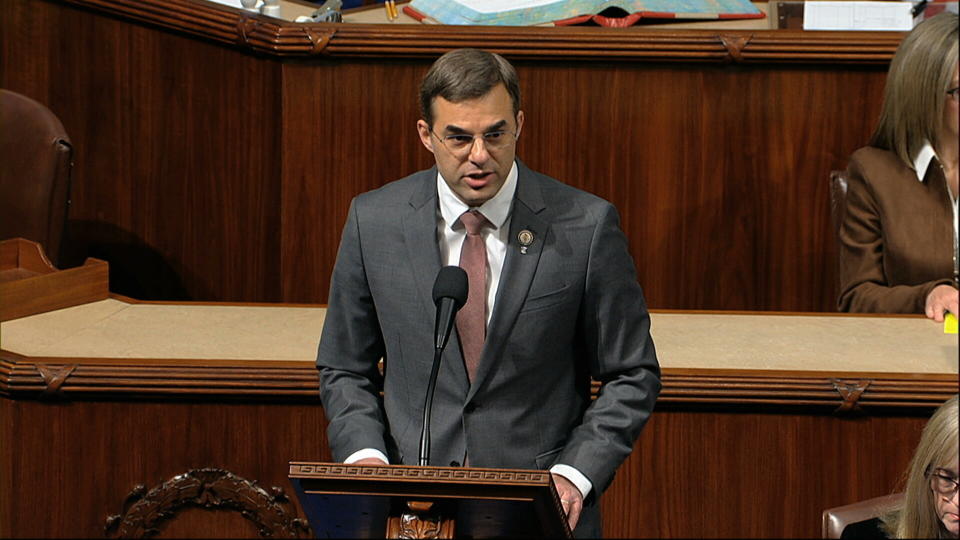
1, 350, 952, 409
50, 0, 903, 63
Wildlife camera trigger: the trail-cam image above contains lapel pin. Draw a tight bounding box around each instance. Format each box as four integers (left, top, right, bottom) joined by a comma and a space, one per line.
518, 229, 534, 254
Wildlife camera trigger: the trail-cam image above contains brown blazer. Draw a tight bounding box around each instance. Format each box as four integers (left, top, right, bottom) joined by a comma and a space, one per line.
838, 146, 957, 313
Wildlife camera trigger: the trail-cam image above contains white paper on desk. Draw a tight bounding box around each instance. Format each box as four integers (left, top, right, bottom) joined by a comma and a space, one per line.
205, 0, 245, 8
803, 1, 913, 31
456, 0, 561, 14
205, 0, 262, 11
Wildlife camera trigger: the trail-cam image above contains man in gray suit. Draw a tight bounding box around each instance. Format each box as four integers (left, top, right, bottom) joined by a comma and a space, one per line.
316, 48, 660, 537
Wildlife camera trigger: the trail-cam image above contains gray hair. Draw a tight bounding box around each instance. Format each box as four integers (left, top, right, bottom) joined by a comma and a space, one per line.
883, 394, 959, 538
870, 13, 958, 169
419, 48, 521, 128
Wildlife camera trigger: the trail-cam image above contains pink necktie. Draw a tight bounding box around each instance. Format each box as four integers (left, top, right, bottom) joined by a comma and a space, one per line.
456, 210, 489, 383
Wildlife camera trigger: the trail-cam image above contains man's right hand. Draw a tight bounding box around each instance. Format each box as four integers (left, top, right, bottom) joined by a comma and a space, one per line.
353, 457, 388, 466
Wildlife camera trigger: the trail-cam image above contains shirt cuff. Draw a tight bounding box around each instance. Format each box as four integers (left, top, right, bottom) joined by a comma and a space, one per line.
344, 448, 389, 465
550, 463, 593, 499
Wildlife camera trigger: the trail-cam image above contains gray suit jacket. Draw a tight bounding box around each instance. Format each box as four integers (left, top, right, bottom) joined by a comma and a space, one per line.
317, 161, 660, 533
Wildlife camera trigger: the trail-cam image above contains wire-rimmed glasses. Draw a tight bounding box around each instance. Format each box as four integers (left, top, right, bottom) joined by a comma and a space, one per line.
927, 467, 959, 496
431, 130, 518, 157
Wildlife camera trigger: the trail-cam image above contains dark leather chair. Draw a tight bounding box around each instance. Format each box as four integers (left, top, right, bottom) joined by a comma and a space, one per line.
829, 170, 850, 245
829, 170, 850, 301
0, 89, 73, 267
822, 492, 903, 539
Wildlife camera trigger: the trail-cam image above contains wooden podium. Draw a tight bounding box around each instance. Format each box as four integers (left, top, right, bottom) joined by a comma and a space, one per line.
288, 462, 571, 538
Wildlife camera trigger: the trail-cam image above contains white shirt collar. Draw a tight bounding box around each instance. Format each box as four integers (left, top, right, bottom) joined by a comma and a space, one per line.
913, 142, 937, 183
437, 161, 518, 231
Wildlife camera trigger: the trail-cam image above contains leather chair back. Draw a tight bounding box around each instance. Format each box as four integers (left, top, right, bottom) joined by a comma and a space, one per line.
0, 89, 73, 267
829, 170, 849, 245
829, 170, 850, 299
822, 492, 903, 538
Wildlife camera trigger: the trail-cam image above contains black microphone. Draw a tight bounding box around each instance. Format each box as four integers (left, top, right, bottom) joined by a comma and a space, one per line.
432, 266, 468, 351
420, 266, 468, 466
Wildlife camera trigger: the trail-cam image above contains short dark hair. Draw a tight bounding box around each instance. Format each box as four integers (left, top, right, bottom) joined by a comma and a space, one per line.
419, 48, 521, 128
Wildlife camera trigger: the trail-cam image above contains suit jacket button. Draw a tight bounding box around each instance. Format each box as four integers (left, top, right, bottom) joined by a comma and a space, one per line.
464, 403, 477, 413
449, 460, 461, 467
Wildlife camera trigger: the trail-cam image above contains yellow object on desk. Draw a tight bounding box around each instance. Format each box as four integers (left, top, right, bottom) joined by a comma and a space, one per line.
945, 313, 958, 334
385, 0, 399, 21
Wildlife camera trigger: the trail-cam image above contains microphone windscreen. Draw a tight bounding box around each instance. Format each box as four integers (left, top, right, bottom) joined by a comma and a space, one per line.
432, 266, 468, 309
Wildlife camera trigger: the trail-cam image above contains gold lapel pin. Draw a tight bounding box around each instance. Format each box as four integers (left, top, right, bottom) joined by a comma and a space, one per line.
518, 230, 534, 254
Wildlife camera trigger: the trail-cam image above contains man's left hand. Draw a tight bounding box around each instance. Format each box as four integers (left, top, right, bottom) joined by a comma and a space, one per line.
552, 473, 583, 531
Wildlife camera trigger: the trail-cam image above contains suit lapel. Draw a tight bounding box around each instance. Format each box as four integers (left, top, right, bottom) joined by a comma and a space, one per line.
468, 163, 548, 401
402, 168, 470, 391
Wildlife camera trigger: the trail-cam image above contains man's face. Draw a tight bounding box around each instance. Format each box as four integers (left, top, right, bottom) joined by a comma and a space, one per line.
417, 84, 524, 207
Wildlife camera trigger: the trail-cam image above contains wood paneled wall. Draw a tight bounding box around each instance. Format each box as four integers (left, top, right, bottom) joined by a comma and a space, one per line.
0, 0, 897, 311
0, 393, 930, 538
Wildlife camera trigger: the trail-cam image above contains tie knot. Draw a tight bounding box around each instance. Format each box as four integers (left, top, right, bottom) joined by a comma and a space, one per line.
460, 210, 490, 236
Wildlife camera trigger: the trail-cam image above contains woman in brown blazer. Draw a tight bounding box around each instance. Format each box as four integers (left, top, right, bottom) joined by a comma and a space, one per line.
839, 13, 959, 321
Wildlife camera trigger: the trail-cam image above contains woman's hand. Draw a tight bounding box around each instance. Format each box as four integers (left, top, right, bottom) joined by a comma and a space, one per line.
925, 285, 959, 322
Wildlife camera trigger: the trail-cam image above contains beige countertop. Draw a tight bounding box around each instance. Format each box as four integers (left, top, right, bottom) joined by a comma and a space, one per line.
2, 298, 955, 373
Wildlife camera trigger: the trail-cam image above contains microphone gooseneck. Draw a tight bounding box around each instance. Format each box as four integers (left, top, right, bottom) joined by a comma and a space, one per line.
420, 266, 468, 466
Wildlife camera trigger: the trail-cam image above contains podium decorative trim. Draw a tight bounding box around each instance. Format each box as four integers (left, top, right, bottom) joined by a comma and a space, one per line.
104, 468, 311, 538
290, 462, 552, 485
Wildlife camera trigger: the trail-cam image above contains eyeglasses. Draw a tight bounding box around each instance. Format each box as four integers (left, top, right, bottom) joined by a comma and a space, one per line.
431, 130, 517, 157
927, 468, 959, 496
948, 87, 960, 102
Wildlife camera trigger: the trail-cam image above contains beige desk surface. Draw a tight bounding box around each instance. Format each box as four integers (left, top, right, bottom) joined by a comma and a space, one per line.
1, 298, 956, 373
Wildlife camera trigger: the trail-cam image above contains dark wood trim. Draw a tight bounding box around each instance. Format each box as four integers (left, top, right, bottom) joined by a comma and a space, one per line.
2, 349, 952, 409
50, 0, 904, 63
109, 294, 327, 309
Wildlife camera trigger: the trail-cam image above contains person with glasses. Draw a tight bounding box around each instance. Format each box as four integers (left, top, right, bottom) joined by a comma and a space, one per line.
316, 48, 660, 537
838, 13, 959, 321
842, 395, 958, 539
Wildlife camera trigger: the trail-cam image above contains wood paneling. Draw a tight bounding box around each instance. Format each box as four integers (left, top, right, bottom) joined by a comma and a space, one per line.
272, 58, 887, 309
2, 0, 283, 302
0, 377, 935, 538
0, 398, 330, 538
0, 0, 897, 310
278, 58, 435, 302
607, 409, 926, 538
517, 62, 885, 310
